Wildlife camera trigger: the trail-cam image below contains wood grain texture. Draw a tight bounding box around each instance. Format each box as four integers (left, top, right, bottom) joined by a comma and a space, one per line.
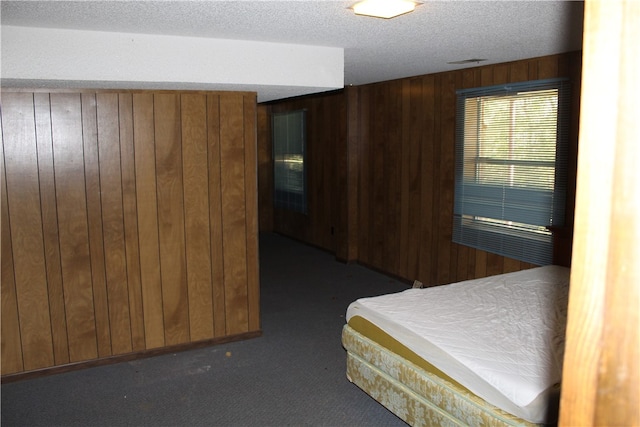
33, 93, 70, 365
256, 105, 273, 232
2, 92, 55, 370
357, 87, 372, 266
181, 93, 214, 341
1, 89, 260, 376
243, 95, 261, 332
96, 93, 133, 355
154, 93, 189, 345
371, 84, 386, 271
419, 75, 436, 285
207, 94, 227, 338
560, 3, 639, 425
50, 93, 98, 362
345, 87, 360, 262
404, 78, 423, 279
132, 93, 165, 350
219, 94, 249, 335
260, 52, 581, 286
118, 94, 146, 352
385, 80, 402, 276
80, 93, 112, 358
1, 126, 24, 375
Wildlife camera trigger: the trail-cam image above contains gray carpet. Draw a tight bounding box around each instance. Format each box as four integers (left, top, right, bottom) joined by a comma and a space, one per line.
1, 233, 409, 426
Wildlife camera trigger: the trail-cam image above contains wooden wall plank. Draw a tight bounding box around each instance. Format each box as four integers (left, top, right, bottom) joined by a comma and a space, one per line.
510, 61, 529, 83
423, 75, 447, 284
33, 93, 70, 365
207, 94, 227, 338
334, 91, 349, 260
480, 67, 493, 87
181, 93, 215, 342
256, 105, 273, 232
2, 93, 55, 370
486, 253, 505, 277
80, 93, 112, 358
118, 93, 146, 352
1, 126, 24, 375
345, 87, 360, 262
154, 93, 189, 345
465, 248, 477, 281
96, 93, 133, 355
50, 93, 98, 362
437, 73, 456, 285
219, 93, 249, 335
503, 257, 522, 273
456, 245, 470, 282
493, 63, 510, 84
419, 75, 436, 284
399, 79, 412, 279
358, 87, 372, 266
474, 250, 488, 278
132, 93, 165, 350
325, 97, 337, 250
461, 69, 476, 89
538, 55, 559, 79
312, 98, 325, 246
371, 84, 386, 269
243, 94, 261, 332
386, 80, 402, 275
322, 96, 333, 249
429, 73, 443, 285
406, 78, 424, 281
335, 95, 348, 258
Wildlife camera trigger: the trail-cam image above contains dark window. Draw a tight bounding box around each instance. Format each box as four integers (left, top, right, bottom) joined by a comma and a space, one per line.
272, 110, 307, 213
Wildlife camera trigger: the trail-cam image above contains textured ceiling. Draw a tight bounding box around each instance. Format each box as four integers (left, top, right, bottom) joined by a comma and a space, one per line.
1, 0, 585, 101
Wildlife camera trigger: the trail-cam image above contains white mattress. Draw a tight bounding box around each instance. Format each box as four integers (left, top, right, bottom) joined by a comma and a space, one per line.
346, 265, 570, 424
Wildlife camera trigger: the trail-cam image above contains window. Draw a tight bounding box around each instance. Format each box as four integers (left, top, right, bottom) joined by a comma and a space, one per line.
453, 79, 570, 265
272, 110, 307, 213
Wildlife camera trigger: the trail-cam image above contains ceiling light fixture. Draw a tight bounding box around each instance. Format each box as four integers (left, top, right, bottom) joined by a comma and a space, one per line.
352, 0, 420, 19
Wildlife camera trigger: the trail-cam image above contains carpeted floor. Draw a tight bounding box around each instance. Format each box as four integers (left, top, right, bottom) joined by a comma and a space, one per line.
1, 233, 409, 426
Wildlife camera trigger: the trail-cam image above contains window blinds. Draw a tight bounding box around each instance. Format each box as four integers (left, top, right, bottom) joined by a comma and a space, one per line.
453, 78, 570, 265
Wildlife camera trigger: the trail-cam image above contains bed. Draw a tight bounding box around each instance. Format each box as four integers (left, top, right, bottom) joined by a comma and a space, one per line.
342, 265, 570, 426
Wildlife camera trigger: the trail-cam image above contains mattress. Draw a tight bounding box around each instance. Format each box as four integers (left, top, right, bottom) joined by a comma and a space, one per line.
345, 265, 570, 424
343, 324, 540, 426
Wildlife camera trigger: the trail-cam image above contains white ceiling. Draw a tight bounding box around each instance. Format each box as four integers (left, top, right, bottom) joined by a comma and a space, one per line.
1, 0, 585, 102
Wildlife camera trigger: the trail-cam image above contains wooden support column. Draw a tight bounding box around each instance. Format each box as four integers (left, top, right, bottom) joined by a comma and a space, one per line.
559, 1, 640, 425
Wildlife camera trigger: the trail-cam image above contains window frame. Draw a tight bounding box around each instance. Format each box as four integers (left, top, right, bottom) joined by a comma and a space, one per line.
272, 109, 308, 214
453, 78, 570, 265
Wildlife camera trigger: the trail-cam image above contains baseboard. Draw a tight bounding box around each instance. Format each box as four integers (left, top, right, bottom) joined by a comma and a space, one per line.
1, 330, 262, 384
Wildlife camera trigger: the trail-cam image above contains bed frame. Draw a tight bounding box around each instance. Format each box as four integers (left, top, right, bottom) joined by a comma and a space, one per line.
342, 324, 543, 427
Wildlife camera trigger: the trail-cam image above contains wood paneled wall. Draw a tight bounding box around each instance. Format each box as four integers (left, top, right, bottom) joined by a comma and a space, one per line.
260, 91, 347, 251
1, 90, 260, 376
259, 52, 582, 287
355, 52, 581, 286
